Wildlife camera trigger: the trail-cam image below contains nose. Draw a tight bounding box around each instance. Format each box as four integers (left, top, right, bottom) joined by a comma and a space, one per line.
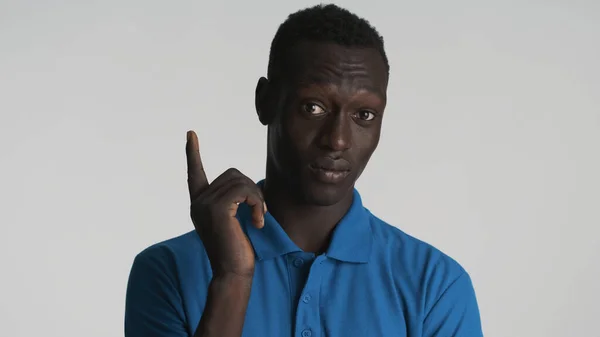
319, 112, 352, 152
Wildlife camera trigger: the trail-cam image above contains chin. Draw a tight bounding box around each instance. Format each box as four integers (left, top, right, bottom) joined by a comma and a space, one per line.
300, 178, 355, 206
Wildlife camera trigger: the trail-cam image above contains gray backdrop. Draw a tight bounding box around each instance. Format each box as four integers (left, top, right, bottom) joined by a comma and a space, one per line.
1, 1, 599, 336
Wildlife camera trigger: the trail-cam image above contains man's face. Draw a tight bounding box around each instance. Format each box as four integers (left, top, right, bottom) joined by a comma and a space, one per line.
264, 41, 388, 206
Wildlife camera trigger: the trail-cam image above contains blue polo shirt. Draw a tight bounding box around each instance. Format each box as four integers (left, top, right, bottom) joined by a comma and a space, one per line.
125, 187, 483, 337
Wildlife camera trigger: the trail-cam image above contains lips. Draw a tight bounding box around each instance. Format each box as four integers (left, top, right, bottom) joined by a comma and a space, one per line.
307, 157, 351, 184
309, 157, 351, 172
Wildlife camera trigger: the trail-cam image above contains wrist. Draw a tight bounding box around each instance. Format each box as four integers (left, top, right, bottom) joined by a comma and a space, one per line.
211, 272, 254, 288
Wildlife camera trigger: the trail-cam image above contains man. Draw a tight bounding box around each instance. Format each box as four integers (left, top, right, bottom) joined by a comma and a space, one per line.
125, 4, 483, 337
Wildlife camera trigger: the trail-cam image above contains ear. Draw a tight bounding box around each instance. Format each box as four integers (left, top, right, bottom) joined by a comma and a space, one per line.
255, 76, 274, 125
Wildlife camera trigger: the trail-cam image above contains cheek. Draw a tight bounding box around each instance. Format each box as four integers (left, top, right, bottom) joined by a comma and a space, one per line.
268, 115, 311, 171
356, 119, 381, 142
353, 126, 381, 161
284, 115, 319, 151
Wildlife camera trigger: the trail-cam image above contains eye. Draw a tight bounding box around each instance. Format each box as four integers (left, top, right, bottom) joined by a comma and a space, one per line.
356, 110, 376, 121
303, 103, 326, 116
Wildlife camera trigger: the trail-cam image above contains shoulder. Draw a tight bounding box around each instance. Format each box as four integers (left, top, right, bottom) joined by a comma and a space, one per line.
125, 231, 209, 335
129, 230, 211, 287
363, 209, 483, 334
133, 230, 204, 265
365, 209, 471, 299
367, 210, 465, 271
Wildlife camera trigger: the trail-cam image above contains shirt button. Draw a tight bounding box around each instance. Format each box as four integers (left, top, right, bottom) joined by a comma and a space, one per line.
302, 294, 311, 303
293, 258, 304, 267
301, 329, 312, 337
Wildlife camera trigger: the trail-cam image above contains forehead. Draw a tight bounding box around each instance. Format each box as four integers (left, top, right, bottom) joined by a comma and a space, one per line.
283, 41, 388, 98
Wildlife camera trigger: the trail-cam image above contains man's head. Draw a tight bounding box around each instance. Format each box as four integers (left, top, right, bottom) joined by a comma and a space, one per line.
256, 4, 389, 206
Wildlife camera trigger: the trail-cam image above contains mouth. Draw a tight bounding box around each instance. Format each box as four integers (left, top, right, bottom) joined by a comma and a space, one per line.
308, 162, 351, 184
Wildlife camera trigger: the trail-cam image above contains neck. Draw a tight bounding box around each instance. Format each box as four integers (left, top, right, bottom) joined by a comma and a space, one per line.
262, 165, 354, 254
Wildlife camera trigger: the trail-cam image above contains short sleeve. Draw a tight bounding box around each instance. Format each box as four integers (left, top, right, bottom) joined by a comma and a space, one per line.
422, 271, 484, 337
125, 246, 189, 337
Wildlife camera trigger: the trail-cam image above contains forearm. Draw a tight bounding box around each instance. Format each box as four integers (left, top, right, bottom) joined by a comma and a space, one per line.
194, 274, 253, 337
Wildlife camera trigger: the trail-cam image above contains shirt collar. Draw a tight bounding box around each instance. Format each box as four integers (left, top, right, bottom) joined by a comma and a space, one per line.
238, 180, 373, 264
325, 189, 373, 263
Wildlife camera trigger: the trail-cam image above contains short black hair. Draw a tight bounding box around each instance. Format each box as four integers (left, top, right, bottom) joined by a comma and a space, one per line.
267, 4, 389, 80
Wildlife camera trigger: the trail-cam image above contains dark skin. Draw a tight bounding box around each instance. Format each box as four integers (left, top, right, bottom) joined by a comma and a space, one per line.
259, 40, 388, 252
188, 41, 388, 337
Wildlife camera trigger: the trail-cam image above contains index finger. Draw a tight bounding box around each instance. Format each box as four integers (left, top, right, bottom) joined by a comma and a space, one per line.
186, 130, 209, 201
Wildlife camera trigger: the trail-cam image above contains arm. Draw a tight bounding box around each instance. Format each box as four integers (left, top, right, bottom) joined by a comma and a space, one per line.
184, 130, 260, 336
125, 248, 253, 337
422, 271, 484, 337
194, 274, 253, 337
125, 131, 260, 337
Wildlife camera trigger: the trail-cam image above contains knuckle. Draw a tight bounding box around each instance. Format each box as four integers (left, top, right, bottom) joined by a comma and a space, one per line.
225, 167, 242, 176
230, 181, 251, 195
249, 184, 263, 199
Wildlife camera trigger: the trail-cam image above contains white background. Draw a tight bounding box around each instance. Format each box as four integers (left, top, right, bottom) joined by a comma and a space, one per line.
1, 1, 599, 336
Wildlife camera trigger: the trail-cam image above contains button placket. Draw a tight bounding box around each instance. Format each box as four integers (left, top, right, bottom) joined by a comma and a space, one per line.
294, 255, 329, 337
